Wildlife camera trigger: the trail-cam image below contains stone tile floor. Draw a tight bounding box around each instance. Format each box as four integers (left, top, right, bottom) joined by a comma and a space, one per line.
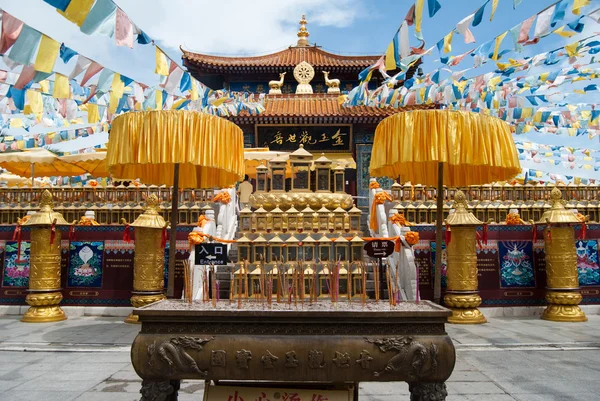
0, 314, 599, 401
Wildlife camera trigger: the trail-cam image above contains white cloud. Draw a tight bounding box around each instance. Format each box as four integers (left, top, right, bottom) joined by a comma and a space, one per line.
0, 0, 364, 84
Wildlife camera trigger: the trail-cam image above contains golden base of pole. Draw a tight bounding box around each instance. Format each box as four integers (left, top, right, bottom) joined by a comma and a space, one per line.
21, 292, 67, 323
541, 291, 587, 322
444, 293, 487, 324
125, 293, 166, 324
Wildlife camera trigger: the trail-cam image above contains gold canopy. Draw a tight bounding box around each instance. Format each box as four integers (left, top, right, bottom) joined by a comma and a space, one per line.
107, 110, 244, 188
60, 150, 109, 177
0, 149, 87, 182
370, 110, 520, 186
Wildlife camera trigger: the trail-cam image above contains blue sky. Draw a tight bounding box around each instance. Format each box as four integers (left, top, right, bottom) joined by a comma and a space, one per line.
0, 0, 586, 86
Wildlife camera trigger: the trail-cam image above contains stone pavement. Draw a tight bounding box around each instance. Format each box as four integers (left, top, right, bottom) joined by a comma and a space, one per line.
0, 314, 599, 401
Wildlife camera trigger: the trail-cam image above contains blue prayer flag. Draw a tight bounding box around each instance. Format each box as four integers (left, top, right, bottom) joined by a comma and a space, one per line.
472, 0, 490, 27
43, 0, 71, 11
59, 44, 77, 63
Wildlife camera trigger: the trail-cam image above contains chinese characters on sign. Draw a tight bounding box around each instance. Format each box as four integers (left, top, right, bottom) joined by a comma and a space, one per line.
256, 125, 352, 152
206, 385, 350, 401
195, 243, 228, 265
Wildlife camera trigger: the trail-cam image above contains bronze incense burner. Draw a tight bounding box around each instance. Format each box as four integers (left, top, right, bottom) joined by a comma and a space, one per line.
131, 300, 456, 400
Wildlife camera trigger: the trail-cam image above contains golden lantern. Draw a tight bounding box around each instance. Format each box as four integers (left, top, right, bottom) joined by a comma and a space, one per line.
317, 206, 330, 232
133, 204, 144, 220
20, 191, 70, 323
300, 206, 314, 233
491, 182, 502, 200
536, 188, 587, 322
444, 190, 487, 324
333, 164, 346, 193
318, 234, 331, 262
425, 185, 436, 201
532, 201, 544, 222
498, 202, 509, 222
269, 155, 287, 192
254, 206, 268, 232
417, 203, 429, 224
413, 184, 424, 201
256, 163, 269, 193
402, 183, 412, 201
302, 235, 316, 261
447, 186, 457, 201
269, 235, 284, 263
406, 203, 417, 222
240, 206, 252, 233
253, 235, 267, 263
177, 204, 188, 224
475, 202, 486, 222
487, 202, 499, 223
189, 204, 200, 224
391, 182, 402, 201
271, 205, 284, 233
289, 145, 313, 192
286, 206, 299, 232
286, 235, 300, 262
110, 205, 121, 224
349, 204, 362, 233
236, 235, 252, 263
314, 153, 332, 192
332, 207, 346, 232
333, 236, 348, 261
589, 200, 599, 223
429, 203, 437, 225
350, 235, 364, 262
513, 182, 524, 201
122, 204, 134, 224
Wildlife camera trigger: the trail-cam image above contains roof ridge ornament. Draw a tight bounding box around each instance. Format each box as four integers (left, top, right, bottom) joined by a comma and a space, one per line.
297, 14, 310, 47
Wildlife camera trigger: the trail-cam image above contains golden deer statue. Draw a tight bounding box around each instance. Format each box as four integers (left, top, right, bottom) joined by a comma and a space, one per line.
323, 71, 340, 94
269, 72, 286, 94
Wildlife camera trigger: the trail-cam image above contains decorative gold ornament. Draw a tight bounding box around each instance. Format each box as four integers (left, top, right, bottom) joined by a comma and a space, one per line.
249, 191, 353, 211
21, 190, 69, 323
126, 195, 167, 324
294, 61, 314, 94
296, 14, 310, 46
268, 72, 286, 95
536, 188, 587, 322
443, 190, 486, 325
323, 71, 340, 94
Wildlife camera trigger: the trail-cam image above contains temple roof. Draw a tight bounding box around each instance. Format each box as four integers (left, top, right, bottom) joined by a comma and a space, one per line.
182, 46, 380, 74
228, 94, 436, 124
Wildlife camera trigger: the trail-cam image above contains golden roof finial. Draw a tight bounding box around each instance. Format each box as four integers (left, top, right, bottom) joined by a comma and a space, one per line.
297, 14, 310, 46
145, 194, 160, 215
40, 190, 53, 212
445, 190, 484, 226
130, 194, 166, 228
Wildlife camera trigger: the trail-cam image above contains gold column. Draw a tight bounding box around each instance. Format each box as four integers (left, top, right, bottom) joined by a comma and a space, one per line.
125, 194, 167, 324
538, 188, 587, 322
21, 191, 70, 323
443, 191, 487, 324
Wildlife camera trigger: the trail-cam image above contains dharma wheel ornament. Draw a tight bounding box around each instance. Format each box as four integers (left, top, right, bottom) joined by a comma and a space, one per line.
21, 190, 70, 323
536, 187, 587, 322
125, 194, 168, 324
443, 190, 487, 324
294, 61, 314, 94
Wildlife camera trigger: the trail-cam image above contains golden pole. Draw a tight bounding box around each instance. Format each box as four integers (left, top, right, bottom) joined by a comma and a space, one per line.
539, 188, 587, 322
21, 191, 68, 323
443, 191, 487, 324
125, 195, 167, 324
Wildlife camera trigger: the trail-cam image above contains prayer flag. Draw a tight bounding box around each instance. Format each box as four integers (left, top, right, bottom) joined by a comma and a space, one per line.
415, 0, 424, 35
43, 0, 71, 11
427, 0, 441, 17
26, 90, 43, 115
534, 5, 555, 38
115, 8, 134, 48
80, 0, 117, 36
53, 73, 70, 98
60, 44, 77, 62
572, 0, 590, 15
472, 0, 490, 27
490, 0, 499, 21
492, 31, 507, 60
0, 12, 24, 54
80, 61, 103, 86
155, 47, 169, 76
385, 41, 396, 71
443, 31, 454, 53
8, 25, 42, 65
34, 35, 61, 73
58, 0, 95, 27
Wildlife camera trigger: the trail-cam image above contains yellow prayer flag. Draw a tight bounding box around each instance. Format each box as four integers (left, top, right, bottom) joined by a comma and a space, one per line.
57, 0, 95, 27
568, 128, 577, 136
572, 0, 590, 15
9, 118, 23, 128
492, 31, 508, 61
155, 90, 163, 110
583, 164, 592, 170
584, 156, 592, 161
574, 89, 586, 94
155, 47, 169, 76
490, 0, 499, 21
443, 31, 454, 53
574, 177, 582, 184
87, 103, 100, 123
536, 171, 543, 178
190, 79, 198, 100
109, 73, 125, 114
16, 140, 25, 150
565, 41, 579, 57
26, 90, 43, 115
567, 104, 578, 112
415, 0, 424, 33
39, 80, 50, 94
553, 26, 576, 38
522, 108, 532, 119
533, 112, 542, 123
172, 98, 187, 110
385, 41, 396, 71
539, 72, 549, 82
53, 74, 70, 99
34, 35, 60, 73
581, 110, 591, 120
523, 124, 532, 133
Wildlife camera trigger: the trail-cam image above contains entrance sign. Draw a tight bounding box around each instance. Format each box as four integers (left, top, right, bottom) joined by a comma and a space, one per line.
364, 240, 395, 258
256, 124, 352, 152
195, 243, 228, 265
204, 384, 353, 401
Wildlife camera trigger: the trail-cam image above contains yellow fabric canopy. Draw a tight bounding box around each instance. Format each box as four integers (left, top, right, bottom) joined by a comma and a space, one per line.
0, 149, 87, 179
370, 110, 520, 186
60, 150, 108, 177
107, 110, 244, 188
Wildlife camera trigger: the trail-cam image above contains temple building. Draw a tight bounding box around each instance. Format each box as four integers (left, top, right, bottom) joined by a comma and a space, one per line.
182, 15, 427, 207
